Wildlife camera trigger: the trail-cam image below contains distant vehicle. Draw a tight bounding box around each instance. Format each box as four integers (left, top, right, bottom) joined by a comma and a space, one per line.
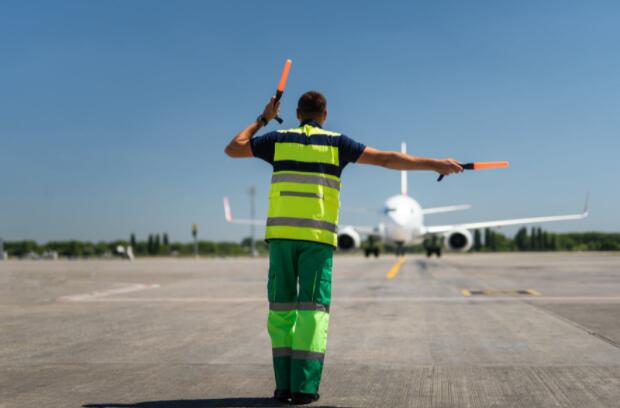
225, 143, 588, 258
41, 251, 59, 260
115, 245, 135, 261
24, 251, 40, 260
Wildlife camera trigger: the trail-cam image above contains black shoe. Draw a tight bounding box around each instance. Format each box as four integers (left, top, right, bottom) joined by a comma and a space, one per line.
291, 392, 320, 405
274, 389, 291, 403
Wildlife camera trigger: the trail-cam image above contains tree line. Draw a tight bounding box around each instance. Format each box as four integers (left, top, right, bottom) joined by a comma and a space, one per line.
2, 228, 619, 259
3, 233, 267, 259
472, 227, 620, 252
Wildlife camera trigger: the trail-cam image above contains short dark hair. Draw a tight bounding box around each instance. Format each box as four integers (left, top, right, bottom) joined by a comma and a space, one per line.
297, 91, 327, 118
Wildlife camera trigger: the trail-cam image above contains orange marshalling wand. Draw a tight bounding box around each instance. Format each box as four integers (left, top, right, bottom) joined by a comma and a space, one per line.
273, 59, 292, 124
471, 161, 509, 170
277, 59, 292, 93
437, 161, 509, 181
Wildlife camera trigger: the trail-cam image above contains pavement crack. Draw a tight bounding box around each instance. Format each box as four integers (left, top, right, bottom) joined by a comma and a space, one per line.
525, 301, 620, 350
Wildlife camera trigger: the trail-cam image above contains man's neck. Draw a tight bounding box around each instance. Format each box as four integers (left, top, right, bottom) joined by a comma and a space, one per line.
300, 118, 323, 128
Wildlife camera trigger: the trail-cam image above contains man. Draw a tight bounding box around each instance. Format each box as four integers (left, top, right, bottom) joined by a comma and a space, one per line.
225, 91, 462, 404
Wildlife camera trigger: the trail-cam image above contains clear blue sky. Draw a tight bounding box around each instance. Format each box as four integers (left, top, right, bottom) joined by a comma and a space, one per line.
1, 0, 619, 243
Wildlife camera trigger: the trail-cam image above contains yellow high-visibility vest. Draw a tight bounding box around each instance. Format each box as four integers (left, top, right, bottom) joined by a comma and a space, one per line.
265, 123, 342, 247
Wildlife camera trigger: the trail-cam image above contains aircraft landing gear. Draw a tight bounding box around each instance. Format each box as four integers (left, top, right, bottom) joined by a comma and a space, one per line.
364, 236, 381, 258
424, 236, 443, 258
425, 247, 442, 258
364, 248, 380, 258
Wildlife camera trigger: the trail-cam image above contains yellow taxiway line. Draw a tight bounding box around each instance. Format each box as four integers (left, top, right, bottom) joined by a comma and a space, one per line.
387, 256, 406, 279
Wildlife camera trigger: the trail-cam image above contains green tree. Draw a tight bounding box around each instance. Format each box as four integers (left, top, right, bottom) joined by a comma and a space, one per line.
162, 233, 169, 255
82, 242, 95, 257
541, 231, 548, 250
600, 240, 620, 251
154, 234, 161, 255
5, 240, 39, 257
94, 241, 109, 256
130, 233, 137, 249
537, 228, 544, 251
216, 241, 245, 256
514, 227, 528, 251
198, 240, 217, 255
487, 229, 499, 251
548, 233, 558, 251
483, 228, 491, 251
133, 240, 147, 255
473, 230, 482, 251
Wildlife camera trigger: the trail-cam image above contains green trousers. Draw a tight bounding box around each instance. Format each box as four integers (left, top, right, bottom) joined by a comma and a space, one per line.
267, 239, 333, 394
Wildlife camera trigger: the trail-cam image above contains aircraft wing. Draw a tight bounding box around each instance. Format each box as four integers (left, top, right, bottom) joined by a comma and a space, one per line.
350, 225, 382, 236
339, 204, 382, 236
224, 197, 383, 234
422, 204, 471, 215
424, 195, 589, 235
338, 224, 384, 239
223, 197, 265, 225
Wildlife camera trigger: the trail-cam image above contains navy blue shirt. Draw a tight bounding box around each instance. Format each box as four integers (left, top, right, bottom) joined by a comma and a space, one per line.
250, 120, 366, 174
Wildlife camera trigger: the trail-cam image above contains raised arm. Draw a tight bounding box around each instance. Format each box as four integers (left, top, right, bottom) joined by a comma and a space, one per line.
224, 97, 280, 158
357, 146, 463, 176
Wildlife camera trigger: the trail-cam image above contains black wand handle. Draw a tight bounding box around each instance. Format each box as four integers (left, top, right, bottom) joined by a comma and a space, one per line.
437, 163, 474, 182
274, 90, 283, 124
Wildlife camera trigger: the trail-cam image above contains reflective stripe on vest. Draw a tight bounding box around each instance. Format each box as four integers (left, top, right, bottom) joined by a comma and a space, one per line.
266, 124, 342, 246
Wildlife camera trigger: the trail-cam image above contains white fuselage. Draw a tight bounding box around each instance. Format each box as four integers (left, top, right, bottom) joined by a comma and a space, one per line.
381, 195, 425, 245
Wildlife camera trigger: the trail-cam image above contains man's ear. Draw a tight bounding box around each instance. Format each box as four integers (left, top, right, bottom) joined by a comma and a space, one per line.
296, 109, 301, 121
322, 109, 328, 123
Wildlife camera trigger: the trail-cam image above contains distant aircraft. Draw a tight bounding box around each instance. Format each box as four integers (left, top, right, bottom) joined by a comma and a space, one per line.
224, 143, 588, 257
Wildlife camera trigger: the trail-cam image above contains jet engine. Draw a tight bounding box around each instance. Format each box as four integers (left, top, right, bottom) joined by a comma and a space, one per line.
337, 226, 361, 250
444, 229, 473, 252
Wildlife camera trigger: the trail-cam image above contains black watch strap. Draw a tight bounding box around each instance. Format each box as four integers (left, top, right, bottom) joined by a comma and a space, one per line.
257, 115, 269, 127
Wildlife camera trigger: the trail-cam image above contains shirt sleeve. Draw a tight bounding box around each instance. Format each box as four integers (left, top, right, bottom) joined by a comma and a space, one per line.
250, 131, 277, 164
338, 134, 367, 168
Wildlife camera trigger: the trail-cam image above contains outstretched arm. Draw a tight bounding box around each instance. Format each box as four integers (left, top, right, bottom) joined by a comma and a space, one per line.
224, 97, 280, 158
357, 146, 463, 176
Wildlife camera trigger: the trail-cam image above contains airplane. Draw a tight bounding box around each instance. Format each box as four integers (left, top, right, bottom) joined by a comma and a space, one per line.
224, 143, 588, 258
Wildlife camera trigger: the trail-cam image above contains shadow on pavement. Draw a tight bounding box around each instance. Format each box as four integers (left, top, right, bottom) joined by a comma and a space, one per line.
83, 399, 348, 408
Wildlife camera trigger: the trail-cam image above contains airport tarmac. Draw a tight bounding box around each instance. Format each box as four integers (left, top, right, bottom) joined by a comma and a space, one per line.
1, 252, 620, 407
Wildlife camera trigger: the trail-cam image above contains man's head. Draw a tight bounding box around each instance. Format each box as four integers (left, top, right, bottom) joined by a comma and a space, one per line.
297, 91, 328, 125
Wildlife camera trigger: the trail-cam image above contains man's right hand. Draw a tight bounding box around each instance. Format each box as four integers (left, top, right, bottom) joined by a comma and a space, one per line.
435, 159, 464, 176
261, 96, 281, 122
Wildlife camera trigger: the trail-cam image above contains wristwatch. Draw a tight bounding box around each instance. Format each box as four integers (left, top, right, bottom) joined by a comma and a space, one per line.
257, 114, 269, 127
